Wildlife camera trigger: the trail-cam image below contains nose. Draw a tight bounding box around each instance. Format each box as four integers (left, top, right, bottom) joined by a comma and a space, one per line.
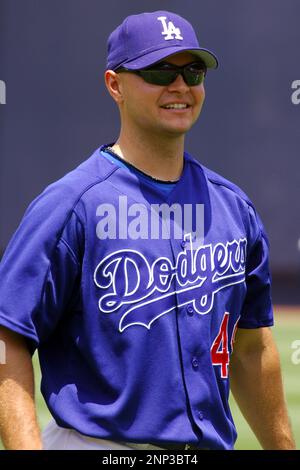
167, 73, 189, 93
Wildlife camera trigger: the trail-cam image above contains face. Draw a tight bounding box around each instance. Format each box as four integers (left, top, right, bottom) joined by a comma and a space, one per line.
108, 52, 206, 139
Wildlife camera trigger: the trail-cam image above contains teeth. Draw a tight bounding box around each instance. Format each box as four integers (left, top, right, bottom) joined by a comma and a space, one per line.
163, 103, 188, 109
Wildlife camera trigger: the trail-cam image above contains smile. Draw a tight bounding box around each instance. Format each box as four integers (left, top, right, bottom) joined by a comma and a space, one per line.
161, 103, 190, 109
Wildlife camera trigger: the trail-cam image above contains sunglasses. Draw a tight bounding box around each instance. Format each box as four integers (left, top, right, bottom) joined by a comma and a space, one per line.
117, 61, 207, 87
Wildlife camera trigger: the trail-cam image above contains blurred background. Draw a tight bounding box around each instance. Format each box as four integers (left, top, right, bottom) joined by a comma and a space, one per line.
0, 0, 299, 450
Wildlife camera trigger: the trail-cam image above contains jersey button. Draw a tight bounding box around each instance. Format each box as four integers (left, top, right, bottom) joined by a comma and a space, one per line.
198, 411, 204, 421
192, 358, 199, 369
187, 305, 194, 315
181, 240, 186, 248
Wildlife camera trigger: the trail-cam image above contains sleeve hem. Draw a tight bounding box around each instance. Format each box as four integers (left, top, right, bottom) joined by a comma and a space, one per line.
237, 319, 274, 329
0, 313, 39, 347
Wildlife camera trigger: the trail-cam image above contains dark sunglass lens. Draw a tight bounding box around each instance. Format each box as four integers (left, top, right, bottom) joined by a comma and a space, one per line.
139, 70, 177, 86
184, 67, 206, 86
136, 62, 206, 86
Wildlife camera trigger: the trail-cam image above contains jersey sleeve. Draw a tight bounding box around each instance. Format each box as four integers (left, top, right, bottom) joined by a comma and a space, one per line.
0, 187, 84, 352
238, 205, 274, 329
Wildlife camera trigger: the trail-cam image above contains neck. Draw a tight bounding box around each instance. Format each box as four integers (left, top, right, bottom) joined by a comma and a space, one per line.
112, 126, 185, 182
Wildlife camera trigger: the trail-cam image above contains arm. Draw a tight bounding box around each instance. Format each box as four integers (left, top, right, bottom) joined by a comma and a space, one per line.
229, 326, 295, 450
0, 326, 42, 450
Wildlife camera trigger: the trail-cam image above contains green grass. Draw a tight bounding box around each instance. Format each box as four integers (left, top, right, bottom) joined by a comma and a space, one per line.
230, 312, 300, 449
1, 310, 299, 450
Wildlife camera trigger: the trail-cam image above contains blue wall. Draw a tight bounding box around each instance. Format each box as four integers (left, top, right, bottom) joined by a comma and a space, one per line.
0, 0, 300, 277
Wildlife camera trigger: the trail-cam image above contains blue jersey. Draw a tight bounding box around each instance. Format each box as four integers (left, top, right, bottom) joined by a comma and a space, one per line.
0, 145, 273, 449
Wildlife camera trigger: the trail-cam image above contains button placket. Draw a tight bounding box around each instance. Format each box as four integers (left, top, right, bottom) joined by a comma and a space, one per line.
187, 305, 194, 316
192, 357, 199, 369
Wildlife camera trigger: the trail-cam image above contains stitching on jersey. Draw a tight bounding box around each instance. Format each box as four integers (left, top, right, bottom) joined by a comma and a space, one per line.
59, 237, 80, 267
38, 166, 119, 321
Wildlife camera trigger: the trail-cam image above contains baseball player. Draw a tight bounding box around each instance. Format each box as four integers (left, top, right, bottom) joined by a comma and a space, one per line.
0, 11, 295, 450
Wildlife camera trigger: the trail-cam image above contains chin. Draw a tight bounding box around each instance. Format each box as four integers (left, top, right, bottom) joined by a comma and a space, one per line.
164, 123, 194, 135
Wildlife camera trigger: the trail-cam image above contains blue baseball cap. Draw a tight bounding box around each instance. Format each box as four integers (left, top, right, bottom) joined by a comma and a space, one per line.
106, 11, 218, 71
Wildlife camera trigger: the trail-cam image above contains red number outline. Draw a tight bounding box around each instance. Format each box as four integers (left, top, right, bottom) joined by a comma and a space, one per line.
210, 312, 230, 379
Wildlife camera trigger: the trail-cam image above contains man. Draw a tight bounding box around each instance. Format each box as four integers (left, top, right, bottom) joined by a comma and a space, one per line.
0, 11, 295, 450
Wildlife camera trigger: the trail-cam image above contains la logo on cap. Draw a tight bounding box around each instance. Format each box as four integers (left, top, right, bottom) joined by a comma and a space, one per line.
157, 16, 183, 41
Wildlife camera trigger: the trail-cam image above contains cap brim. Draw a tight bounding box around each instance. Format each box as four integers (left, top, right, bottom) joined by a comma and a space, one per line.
120, 46, 218, 70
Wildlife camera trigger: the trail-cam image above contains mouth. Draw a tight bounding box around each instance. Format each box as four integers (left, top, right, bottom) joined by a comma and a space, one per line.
160, 103, 191, 110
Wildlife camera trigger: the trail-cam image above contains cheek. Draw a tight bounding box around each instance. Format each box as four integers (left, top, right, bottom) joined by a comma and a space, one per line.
123, 80, 156, 115
125, 96, 152, 121
195, 85, 205, 106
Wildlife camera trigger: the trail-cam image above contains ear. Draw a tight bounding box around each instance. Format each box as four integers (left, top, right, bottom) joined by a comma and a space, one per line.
104, 70, 124, 104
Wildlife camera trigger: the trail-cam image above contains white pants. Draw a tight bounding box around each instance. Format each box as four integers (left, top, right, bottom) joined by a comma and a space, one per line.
42, 420, 165, 450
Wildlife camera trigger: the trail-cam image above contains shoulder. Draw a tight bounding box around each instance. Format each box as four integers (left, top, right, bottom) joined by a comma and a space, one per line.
0, 147, 116, 268
24, 147, 115, 222
184, 152, 254, 208
36, 147, 114, 200
184, 152, 266, 243
7, 146, 118, 251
